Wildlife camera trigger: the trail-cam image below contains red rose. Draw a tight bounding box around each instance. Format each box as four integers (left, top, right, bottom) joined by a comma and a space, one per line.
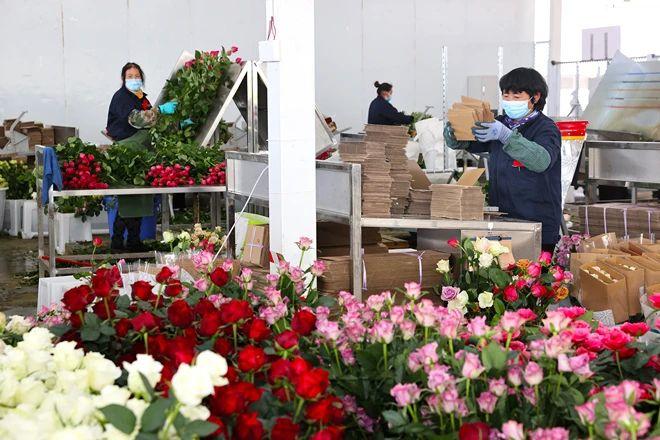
290, 357, 311, 376
310, 426, 344, 440
62, 285, 93, 312
131, 311, 159, 332
207, 415, 228, 439
243, 318, 272, 342
276, 330, 299, 350
92, 237, 103, 247
92, 272, 113, 298
155, 266, 174, 284
503, 285, 519, 302
603, 328, 633, 351
645, 354, 660, 372
459, 422, 491, 440
210, 267, 230, 287
210, 382, 263, 416
306, 395, 344, 425
115, 318, 131, 337
271, 417, 300, 440
198, 310, 223, 337
193, 298, 216, 317
147, 334, 168, 358
294, 367, 329, 400
235, 412, 264, 440
69, 312, 83, 328
131, 280, 154, 301
213, 337, 233, 356
219, 299, 253, 324
291, 310, 317, 336
166, 335, 196, 367
620, 322, 649, 337
167, 300, 194, 328
273, 386, 293, 403
448, 237, 460, 248
92, 299, 116, 319
268, 358, 291, 384
238, 345, 267, 372
164, 279, 184, 297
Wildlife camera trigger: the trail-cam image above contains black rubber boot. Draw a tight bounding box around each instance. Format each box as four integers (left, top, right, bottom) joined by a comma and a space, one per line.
125, 217, 145, 252
111, 216, 126, 251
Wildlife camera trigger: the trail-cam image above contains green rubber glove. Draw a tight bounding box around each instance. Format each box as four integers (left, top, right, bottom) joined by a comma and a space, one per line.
443, 122, 470, 150
502, 131, 551, 173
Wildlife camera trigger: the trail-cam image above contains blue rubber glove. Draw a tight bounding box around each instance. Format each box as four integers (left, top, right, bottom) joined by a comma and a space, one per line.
472, 120, 512, 144
180, 118, 194, 128
158, 101, 178, 115
443, 122, 469, 150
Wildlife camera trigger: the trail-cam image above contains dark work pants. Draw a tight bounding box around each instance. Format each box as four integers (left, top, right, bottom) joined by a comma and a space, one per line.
112, 216, 142, 249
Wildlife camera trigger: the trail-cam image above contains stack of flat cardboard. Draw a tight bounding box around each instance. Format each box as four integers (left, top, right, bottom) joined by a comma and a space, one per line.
316, 222, 387, 257
318, 250, 449, 295
566, 202, 660, 237
364, 124, 412, 215
1, 119, 59, 150
339, 140, 392, 217
447, 96, 495, 141
406, 160, 433, 216
430, 169, 486, 220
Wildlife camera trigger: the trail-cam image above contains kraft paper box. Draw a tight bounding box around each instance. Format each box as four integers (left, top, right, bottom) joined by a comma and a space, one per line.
643, 253, 660, 264
578, 233, 618, 252
600, 259, 644, 317
629, 256, 660, 287
317, 244, 388, 257
579, 262, 628, 323
569, 253, 615, 298
240, 225, 270, 268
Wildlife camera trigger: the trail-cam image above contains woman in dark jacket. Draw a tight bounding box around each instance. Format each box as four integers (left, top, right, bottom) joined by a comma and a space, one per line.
368, 81, 413, 126
444, 67, 562, 251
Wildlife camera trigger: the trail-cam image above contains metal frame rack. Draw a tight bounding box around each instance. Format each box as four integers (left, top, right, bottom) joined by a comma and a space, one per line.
35, 145, 226, 277
225, 151, 542, 300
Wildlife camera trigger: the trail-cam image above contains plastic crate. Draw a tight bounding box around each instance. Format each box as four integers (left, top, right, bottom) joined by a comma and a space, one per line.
21, 199, 49, 239
54, 212, 92, 254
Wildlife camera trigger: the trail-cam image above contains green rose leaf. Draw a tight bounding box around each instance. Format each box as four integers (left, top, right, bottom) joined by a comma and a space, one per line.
481, 341, 507, 371
99, 404, 136, 435
141, 398, 174, 432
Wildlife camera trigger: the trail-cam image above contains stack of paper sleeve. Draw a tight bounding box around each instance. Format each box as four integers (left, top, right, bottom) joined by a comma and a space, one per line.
447, 96, 495, 141
364, 124, 412, 215
338, 140, 392, 217
565, 202, 660, 237
408, 189, 432, 216
430, 184, 485, 220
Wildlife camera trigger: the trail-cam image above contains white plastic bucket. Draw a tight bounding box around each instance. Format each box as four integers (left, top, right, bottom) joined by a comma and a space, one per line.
2, 199, 26, 236
21, 199, 48, 239
55, 212, 93, 254
0, 188, 6, 231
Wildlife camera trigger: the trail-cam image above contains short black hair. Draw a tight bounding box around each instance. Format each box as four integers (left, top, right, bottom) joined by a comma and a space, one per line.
499, 67, 548, 111
121, 62, 145, 85
374, 81, 393, 96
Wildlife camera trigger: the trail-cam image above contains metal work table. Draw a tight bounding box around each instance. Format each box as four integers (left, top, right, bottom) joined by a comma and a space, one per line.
226, 151, 542, 300
584, 139, 660, 203
36, 145, 226, 277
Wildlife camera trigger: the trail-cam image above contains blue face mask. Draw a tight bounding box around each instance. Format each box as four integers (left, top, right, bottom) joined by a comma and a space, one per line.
385, 95, 392, 102
125, 79, 143, 92
502, 99, 531, 119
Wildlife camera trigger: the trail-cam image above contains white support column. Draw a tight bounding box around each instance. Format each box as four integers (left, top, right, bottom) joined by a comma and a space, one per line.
547, 0, 562, 117
262, 0, 317, 268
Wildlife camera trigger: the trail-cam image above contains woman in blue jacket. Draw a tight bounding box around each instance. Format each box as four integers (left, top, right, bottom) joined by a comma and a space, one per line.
368, 81, 413, 126
444, 67, 562, 252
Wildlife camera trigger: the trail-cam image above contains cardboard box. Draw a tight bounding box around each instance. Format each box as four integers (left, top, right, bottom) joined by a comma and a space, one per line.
600, 258, 644, 316
579, 262, 628, 323
317, 243, 388, 257
643, 253, 660, 264
41, 127, 55, 146
240, 224, 270, 268
577, 233, 618, 252
569, 252, 616, 298
318, 250, 449, 295
316, 222, 381, 248
430, 168, 485, 220
447, 96, 495, 141
629, 256, 660, 286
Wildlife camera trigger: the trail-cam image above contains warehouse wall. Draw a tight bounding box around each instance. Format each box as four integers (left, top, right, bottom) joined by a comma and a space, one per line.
0, 0, 535, 144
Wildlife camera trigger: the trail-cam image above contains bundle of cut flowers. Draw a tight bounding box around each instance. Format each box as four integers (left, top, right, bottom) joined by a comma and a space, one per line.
200, 162, 226, 186
146, 164, 194, 187
162, 223, 226, 254
61, 153, 109, 190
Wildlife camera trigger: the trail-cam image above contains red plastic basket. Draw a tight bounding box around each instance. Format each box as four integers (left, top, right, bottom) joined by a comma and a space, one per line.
555, 120, 589, 138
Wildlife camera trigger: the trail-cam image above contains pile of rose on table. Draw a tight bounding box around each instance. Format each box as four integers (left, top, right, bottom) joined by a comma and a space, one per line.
0, 236, 658, 439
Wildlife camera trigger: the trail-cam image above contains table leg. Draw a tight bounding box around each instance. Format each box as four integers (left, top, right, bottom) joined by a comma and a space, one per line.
350, 165, 363, 300
225, 196, 235, 259
38, 189, 44, 278
162, 195, 170, 233
48, 190, 56, 276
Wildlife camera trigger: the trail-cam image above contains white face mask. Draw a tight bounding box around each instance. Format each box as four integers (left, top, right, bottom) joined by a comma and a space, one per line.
502, 99, 531, 119
125, 78, 143, 92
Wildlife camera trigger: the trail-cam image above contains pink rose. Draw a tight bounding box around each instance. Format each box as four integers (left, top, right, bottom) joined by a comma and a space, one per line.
538, 251, 553, 265
524, 361, 544, 386
399, 320, 416, 340
458, 350, 485, 379
404, 282, 422, 300
441, 286, 460, 301
501, 420, 525, 440
527, 262, 542, 277
193, 278, 209, 292
476, 391, 498, 414
467, 316, 489, 337
390, 383, 421, 407
575, 401, 596, 425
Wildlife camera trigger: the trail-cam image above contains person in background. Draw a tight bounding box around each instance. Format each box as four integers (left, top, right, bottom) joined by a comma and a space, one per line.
443, 67, 562, 252
368, 81, 413, 126
105, 62, 178, 251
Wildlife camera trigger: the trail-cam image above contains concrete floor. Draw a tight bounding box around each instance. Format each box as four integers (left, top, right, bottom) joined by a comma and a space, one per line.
0, 235, 39, 316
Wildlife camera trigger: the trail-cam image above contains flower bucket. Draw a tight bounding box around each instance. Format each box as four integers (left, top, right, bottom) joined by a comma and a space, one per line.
21, 199, 49, 239
55, 212, 93, 254
0, 188, 6, 231
2, 199, 26, 236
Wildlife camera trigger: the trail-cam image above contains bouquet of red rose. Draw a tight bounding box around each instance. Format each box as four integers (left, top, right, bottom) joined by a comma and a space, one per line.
146, 163, 194, 187
61, 153, 109, 189
200, 162, 226, 186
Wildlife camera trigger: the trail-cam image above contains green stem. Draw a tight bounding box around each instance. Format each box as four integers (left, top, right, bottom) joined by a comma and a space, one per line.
103, 298, 111, 321
615, 351, 624, 379
535, 384, 540, 416
294, 398, 305, 422
450, 413, 456, 432
382, 343, 389, 371
588, 425, 594, 439
424, 327, 429, 343
407, 405, 419, 424
465, 379, 471, 402
448, 338, 454, 356
161, 402, 181, 438
505, 332, 512, 351
554, 372, 562, 398
143, 332, 149, 355
232, 324, 238, 352
333, 348, 342, 373
155, 284, 164, 308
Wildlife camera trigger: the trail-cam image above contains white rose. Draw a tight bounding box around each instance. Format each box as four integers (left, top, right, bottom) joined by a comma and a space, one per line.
0, 311, 6, 332
55, 369, 90, 393
474, 237, 491, 254
102, 424, 134, 440
162, 231, 175, 244
447, 291, 469, 315
178, 231, 191, 242
3, 346, 28, 379
0, 370, 19, 406
180, 405, 211, 421
15, 377, 47, 407
53, 341, 84, 371
208, 235, 219, 244
5, 316, 32, 335
0, 412, 41, 440
51, 425, 104, 440
0, 339, 6, 355
25, 348, 52, 376
171, 364, 214, 407
436, 259, 450, 274
18, 327, 53, 353
488, 241, 510, 257
83, 352, 121, 392
125, 398, 149, 421
94, 385, 131, 409
55, 393, 95, 425
478, 252, 494, 268
123, 354, 163, 399
478, 291, 494, 308
195, 351, 229, 387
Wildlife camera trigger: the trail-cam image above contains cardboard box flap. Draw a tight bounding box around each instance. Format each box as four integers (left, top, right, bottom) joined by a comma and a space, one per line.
408, 160, 432, 190
456, 168, 485, 186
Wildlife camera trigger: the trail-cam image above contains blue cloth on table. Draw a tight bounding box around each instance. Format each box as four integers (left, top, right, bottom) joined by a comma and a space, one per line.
41, 147, 63, 205
104, 196, 160, 240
